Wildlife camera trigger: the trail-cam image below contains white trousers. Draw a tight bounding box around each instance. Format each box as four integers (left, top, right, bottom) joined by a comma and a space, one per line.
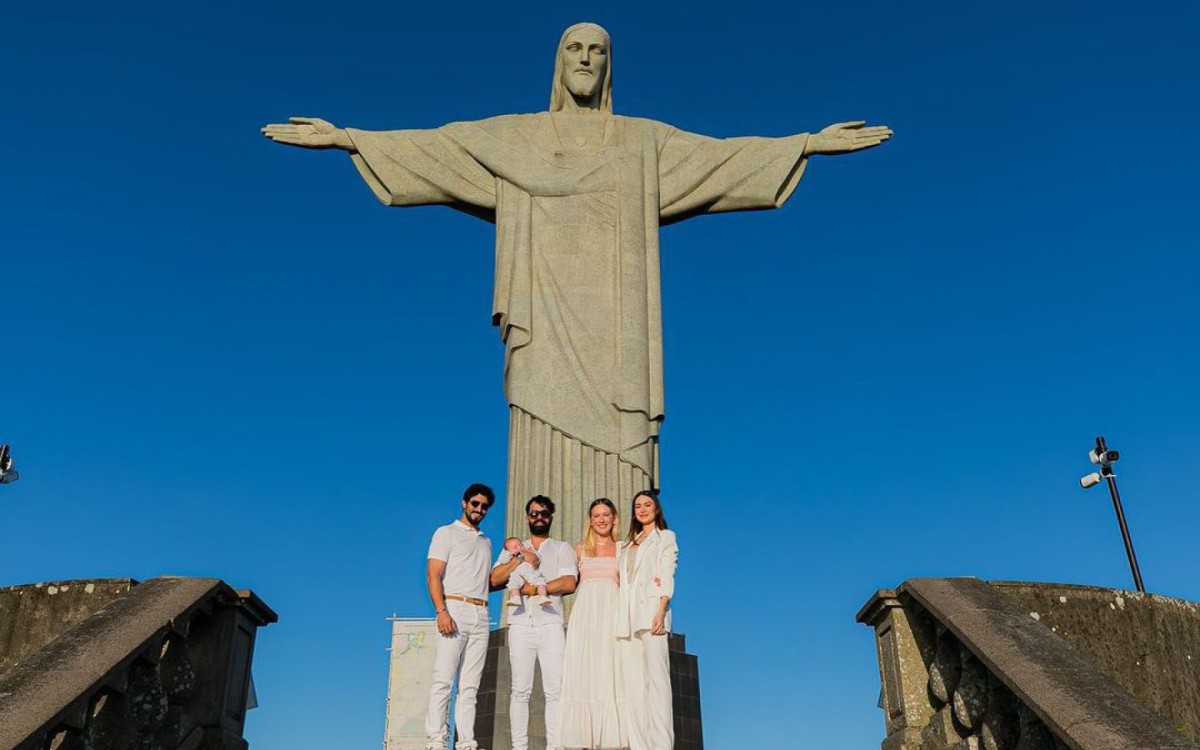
618, 631, 673, 750
426, 600, 490, 750
507, 622, 566, 750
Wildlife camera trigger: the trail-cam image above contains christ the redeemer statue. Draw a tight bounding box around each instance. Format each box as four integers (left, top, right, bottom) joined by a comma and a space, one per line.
263, 22, 891, 540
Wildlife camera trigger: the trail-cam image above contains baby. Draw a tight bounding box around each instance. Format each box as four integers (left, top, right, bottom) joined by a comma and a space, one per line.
502, 537, 551, 609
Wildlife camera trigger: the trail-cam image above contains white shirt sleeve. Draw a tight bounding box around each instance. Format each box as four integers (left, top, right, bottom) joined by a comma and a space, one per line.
655, 530, 679, 599
493, 548, 514, 567
552, 541, 579, 579
427, 526, 452, 562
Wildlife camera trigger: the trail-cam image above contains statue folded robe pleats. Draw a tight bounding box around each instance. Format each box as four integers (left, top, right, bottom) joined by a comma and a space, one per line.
345, 113, 810, 540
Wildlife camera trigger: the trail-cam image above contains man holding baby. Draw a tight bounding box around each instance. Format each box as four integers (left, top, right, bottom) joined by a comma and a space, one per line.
489, 495, 579, 750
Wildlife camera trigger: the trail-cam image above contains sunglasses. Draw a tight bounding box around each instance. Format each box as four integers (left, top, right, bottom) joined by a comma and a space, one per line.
527, 510, 552, 519
467, 500, 491, 510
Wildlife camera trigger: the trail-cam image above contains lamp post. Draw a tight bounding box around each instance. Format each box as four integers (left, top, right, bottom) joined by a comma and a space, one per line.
0, 444, 18, 485
1079, 435, 1144, 593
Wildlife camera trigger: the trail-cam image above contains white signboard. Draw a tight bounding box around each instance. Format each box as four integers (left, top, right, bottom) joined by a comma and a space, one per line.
384, 618, 440, 750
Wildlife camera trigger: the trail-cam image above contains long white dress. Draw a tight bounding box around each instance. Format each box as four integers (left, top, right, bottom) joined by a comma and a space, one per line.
558, 552, 627, 749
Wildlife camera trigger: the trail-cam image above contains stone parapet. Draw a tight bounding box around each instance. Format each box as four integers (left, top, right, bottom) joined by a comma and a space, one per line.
0, 579, 136, 673
858, 578, 1200, 750
0, 577, 276, 750
987, 581, 1200, 740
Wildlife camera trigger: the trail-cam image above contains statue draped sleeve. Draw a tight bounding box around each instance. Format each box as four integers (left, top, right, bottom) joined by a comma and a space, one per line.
344, 127, 498, 219
656, 128, 811, 224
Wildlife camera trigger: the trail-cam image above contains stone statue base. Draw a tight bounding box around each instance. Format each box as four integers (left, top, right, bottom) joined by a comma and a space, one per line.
473, 626, 704, 750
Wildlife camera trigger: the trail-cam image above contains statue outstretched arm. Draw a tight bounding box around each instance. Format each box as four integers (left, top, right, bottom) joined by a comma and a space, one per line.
261, 117, 356, 152
658, 120, 891, 222
261, 116, 497, 214
804, 121, 892, 156
657, 127, 810, 220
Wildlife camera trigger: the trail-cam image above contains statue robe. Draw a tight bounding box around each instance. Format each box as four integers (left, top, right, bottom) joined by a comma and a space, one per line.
345, 113, 809, 540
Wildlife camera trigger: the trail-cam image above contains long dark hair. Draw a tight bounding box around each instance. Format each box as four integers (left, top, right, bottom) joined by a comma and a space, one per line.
627, 489, 668, 540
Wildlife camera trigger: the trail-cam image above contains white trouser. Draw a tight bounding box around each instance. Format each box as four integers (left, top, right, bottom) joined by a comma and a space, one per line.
507, 622, 565, 750
619, 631, 673, 750
426, 600, 490, 750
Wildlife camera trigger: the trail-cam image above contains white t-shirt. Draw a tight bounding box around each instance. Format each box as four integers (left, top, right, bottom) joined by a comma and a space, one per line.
428, 519, 493, 601
495, 537, 578, 627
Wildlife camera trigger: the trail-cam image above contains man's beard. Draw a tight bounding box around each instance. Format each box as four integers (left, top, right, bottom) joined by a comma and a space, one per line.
528, 520, 551, 536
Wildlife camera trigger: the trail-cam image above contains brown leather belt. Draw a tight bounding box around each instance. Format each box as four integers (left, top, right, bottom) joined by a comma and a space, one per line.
445, 594, 487, 606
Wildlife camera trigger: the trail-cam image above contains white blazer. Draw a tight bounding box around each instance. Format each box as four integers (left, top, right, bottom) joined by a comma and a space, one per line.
616, 528, 679, 637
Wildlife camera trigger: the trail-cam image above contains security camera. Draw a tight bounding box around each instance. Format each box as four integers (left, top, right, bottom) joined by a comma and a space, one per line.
1089, 449, 1119, 466
1080, 472, 1102, 489
0, 444, 17, 485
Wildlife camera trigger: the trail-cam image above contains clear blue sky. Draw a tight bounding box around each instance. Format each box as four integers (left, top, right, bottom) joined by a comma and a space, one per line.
4, 2, 1199, 748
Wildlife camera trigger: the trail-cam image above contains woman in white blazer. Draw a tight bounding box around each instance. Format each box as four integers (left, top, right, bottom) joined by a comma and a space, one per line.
616, 490, 677, 750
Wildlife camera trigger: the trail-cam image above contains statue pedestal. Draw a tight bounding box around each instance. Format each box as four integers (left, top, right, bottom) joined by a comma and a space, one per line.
474, 627, 704, 750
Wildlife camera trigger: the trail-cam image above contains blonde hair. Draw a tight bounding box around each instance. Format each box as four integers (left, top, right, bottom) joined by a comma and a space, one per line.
549, 22, 613, 114
580, 497, 621, 555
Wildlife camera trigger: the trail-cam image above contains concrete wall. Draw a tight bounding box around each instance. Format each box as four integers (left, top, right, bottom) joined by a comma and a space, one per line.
859, 578, 1200, 750
991, 581, 1200, 742
0, 577, 276, 750
0, 579, 134, 672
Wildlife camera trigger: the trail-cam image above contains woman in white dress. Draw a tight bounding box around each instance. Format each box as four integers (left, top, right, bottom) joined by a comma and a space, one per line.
558, 498, 628, 750
617, 490, 678, 750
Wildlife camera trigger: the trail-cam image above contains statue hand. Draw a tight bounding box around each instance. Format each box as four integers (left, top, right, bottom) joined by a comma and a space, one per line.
261, 117, 354, 150
806, 121, 893, 156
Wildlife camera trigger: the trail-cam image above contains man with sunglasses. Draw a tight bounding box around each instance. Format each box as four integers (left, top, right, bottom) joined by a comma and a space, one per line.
426, 482, 496, 750
489, 495, 578, 750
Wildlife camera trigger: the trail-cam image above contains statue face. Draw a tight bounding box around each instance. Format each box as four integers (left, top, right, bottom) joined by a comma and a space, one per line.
558, 26, 608, 103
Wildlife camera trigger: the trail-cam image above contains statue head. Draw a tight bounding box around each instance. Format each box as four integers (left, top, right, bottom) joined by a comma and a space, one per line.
550, 22, 612, 113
